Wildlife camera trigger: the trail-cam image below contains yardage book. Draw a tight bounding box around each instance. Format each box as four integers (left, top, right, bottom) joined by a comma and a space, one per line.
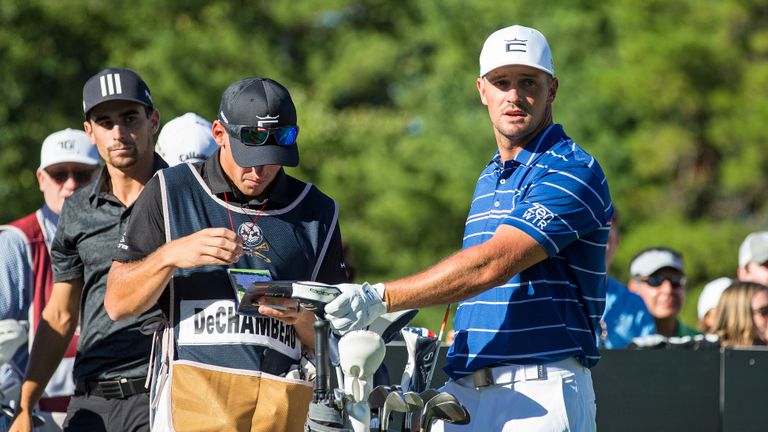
226, 268, 291, 316
226, 269, 342, 316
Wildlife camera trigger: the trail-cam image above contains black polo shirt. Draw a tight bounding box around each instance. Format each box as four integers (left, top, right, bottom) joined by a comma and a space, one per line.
51, 154, 168, 381
114, 148, 348, 283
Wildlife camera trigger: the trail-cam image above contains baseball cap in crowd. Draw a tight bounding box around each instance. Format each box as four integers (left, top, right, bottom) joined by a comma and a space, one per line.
156, 113, 217, 166
217, 77, 299, 168
82, 68, 153, 116
738, 231, 768, 268
630, 247, 684, 278
697, 277, 734, 321
39, 128, 100, 170
479, 25, 555, 77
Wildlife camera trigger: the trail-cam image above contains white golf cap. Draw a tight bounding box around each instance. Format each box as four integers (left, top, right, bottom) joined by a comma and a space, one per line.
156, 112, 217, 166
39, 128, 99, 170
697, 277, 734, 320
479, 25, 555, 77
630, 248, 684, 277
738, 231, 768, 268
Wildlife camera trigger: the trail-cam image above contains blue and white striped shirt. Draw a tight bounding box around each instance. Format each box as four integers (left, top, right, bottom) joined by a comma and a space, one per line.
445, 124, 613, 379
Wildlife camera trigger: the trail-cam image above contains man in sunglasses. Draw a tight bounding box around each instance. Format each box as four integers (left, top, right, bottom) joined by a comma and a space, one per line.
737, 231, 768, 343
628, 247, 699, 338
106, 77, 347, 431
10, 68, 168, 432
0, 129, 99, 431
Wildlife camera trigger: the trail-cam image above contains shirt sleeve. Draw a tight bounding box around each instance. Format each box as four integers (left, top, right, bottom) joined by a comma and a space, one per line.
113, 175, 165, 262
315, 222, 349, 284
0, 230, 32, 320
51, 197, 85, 283
503, 163, 609, 256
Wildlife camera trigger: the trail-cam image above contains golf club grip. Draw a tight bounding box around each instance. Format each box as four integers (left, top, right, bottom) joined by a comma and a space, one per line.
313, 319, 332, 401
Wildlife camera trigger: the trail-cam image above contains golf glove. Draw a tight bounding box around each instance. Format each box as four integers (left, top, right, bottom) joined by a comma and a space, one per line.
325, 283, 387, 335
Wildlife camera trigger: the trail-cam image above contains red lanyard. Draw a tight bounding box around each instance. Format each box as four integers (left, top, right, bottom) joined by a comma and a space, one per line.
223, 192, 268, 239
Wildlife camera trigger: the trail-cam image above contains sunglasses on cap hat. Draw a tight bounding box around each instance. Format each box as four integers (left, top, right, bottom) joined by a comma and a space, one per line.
222, 122, 299, 147
45, 167, 97, 184
638, 274, 686, 288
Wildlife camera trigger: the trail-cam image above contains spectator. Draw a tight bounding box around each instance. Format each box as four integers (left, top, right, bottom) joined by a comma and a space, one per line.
697, 277, 733, 334
712, 281, 767, 347
0, 129, 99, 431
750, 282, 768, 344
738, 231, 768, 285
155, 112, 217, 166
628, 247, 699, 338
600, 210, 655, 348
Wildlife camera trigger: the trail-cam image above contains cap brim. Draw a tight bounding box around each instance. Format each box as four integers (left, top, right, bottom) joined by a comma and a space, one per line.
85, 96, 152, 116
229, 136, 298, 168
39, 156, 100, 170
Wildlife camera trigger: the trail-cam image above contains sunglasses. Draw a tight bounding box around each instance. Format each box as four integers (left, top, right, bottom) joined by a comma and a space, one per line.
752, 305, 768, 318
638, 275, 686, 288
46, 168, 97, 184
222, 123, 299, 146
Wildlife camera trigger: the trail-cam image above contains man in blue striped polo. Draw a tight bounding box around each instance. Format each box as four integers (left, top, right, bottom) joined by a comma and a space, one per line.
325, 24, 612, 431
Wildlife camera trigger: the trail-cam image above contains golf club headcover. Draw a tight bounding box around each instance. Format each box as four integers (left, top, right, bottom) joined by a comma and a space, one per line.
338, 330, 386, 403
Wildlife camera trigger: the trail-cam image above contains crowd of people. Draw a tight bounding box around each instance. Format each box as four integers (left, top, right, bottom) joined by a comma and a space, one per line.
0, 23, 765, 432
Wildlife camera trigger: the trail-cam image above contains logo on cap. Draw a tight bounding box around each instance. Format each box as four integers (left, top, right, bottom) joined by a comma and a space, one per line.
99, 73, 123, 97
256, 115, 279, 128
505, 38, 528, 53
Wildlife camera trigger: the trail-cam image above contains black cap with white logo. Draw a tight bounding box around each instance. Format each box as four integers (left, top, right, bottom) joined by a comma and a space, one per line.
82, 68, 153, 116
217, 77, 299, 168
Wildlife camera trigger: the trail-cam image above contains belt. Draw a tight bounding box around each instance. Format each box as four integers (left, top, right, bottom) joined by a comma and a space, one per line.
74, 377, 148, 400
461, 357, 583, 389
467, 364, 546, 388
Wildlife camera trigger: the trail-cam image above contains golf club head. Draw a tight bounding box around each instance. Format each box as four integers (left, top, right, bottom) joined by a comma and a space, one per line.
402, 391, 424, 412
382, 387, 409, 431
421, 392, 470, 432
366, 309, 419, 343
420, 389, 440, 402
368, 385, 391, 409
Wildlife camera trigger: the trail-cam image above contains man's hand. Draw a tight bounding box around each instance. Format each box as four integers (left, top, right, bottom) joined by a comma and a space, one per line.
163, 228, 243, 268
8, 408, 33, 432
324, 283, 387, 334
256, 296, 305, 326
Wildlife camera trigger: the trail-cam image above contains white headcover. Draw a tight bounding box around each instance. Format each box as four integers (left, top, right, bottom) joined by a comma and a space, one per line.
338, 330, 385, 402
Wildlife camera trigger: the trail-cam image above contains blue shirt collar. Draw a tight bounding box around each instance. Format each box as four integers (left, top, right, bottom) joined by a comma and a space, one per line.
488, 124, 567, 169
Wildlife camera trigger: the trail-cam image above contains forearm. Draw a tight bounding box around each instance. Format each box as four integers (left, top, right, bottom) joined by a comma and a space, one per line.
384, 226, 547, 311
105, 247, 175, 320
18, 308, 78, 412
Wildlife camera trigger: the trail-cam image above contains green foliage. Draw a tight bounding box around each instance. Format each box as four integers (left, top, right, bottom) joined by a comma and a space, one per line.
2, 0, 767, 331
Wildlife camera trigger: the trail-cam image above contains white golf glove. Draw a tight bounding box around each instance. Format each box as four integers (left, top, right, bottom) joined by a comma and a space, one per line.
324, 283, 387, 335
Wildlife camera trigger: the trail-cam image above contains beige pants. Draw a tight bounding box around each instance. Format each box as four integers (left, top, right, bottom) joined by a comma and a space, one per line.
168, 362, 312, 432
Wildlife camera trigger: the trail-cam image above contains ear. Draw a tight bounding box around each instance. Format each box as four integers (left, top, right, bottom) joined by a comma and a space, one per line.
548, 76, 559, 104
627, 279, 640, 294
212, 120, 227, 148
477, 77, 489, 106
737, 266, 749, 282
150, 109, 160, 134
36, 169, 46, 193
83, 120, 95, 143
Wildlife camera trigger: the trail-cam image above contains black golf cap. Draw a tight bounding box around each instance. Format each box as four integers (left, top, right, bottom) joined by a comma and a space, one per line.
219, 78, 299, 168
82, 68, 153, 116
218, 77, 299, 168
